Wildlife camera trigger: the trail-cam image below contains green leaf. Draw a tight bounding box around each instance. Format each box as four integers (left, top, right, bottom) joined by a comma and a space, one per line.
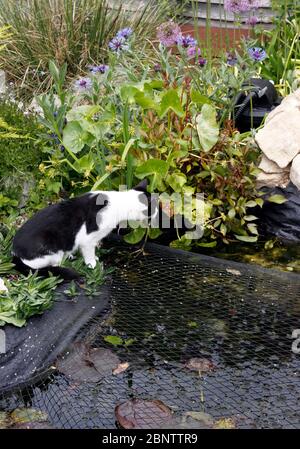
267, 194, 287, 204
0, 312, 26, 327
144, 80, 164, 90
123, 227, 146, 244
245, 200, 258, 208
228, 208, 236, 219
234, 235, 258, 242
66, 105, 100, 121
103, 336, 123, 346
63, 121, 93, 154
166, 172, 187, 192
135, 159, 169, 179
148, 228, 162, 239
198, 241, 217, 248
247, 223, 258, 235
196, 104, 219, 152
73, 153, 95, 174
120, 85, 140, 103
243, 215, 258, 221
220, 223, 227, 236
190, 89, 211, 105
134, 91, 157, 110
255, 198, 264, 208
159, 89, 184, 118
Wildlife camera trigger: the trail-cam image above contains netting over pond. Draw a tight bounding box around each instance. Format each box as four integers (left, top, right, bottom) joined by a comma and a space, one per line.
1, 243, 300, 429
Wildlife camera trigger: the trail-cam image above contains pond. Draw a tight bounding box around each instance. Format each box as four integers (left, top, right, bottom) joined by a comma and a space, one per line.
1, 243, 299, 429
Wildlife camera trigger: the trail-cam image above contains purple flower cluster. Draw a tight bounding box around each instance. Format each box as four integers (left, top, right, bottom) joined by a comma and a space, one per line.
108, 36, 129, 53
187, 46, 201, 58
116, 27, 133, 39
224, 0, 261, 14
74, 77, 92, 91
89, 64, 109, 74
248, 47, 267, 61
108, 27, 133, 53
246, 15, 259, 26
156, 21, 181, 47
176, 34, 196, 48
198, 57, 207, 67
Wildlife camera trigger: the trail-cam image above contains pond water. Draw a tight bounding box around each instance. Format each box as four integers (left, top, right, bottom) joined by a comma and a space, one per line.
1, 244, 299, 429
198, 242, 300, 274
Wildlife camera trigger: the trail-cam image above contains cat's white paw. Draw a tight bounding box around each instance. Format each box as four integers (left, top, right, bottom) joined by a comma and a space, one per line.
87, 260, 97, 269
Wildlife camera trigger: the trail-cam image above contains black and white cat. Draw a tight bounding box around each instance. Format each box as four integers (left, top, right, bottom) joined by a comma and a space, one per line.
12, 180, 154, 280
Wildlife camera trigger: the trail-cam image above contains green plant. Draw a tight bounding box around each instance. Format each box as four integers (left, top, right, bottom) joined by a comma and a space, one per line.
0, 0, 181, 96
258, 0, 300, 94
37, 44, 264, 248
0, 101, 46, 211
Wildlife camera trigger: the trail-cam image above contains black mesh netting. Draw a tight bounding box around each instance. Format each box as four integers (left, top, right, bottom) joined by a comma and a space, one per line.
1, 242, 300, 429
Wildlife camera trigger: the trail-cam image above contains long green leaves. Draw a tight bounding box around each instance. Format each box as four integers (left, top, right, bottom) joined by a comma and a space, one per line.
0, 0, 177, 94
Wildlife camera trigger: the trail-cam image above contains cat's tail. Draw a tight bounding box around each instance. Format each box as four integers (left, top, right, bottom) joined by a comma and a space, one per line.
12, 256, 82, 282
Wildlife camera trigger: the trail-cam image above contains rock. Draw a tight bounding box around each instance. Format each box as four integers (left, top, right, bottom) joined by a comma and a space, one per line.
255, 88, 300, 168
290, 154, 300, 190
258, 154, 286, 174
256, 170, 290, 189
265, 88, 300, 123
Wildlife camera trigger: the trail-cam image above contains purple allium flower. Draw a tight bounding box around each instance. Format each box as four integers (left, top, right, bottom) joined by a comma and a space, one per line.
226, 52, 238, 66
248, 47, 267, 62
246, 15, 259, 26
187, 46, 201, 58
108, 36, 129, 53
116, 27, 133, 39
176, 34, 197, 48
89, 64, 109, 74
224, 0, 260, 14
156, 21, 181, 47
60, 145, 65, 152
153, 63, 162, 72
198, 57, 207, 67
74, 77, 93, 91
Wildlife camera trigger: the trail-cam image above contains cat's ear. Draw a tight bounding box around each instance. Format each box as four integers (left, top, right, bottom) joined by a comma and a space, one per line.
133, 179, 148, 192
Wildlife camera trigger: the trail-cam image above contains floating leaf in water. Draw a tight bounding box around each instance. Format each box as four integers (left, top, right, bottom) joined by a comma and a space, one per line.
56, 342, 120, 382
213, 417, 236, 429
184, 411, 214, 428
104, 335, 123, 346
115, 399, 172, 429
113, 362, 129, 375
10, 408, 48, 425
184, 358, 216, 373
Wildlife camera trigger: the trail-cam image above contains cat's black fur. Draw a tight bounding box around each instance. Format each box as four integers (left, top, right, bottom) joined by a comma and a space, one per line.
12, 192, 108, 281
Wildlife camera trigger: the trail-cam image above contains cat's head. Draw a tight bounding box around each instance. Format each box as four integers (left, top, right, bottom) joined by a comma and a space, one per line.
132, 179, 158, 224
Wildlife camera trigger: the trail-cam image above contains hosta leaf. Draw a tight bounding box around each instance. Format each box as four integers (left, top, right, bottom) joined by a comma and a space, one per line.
196, 104, 219, 152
